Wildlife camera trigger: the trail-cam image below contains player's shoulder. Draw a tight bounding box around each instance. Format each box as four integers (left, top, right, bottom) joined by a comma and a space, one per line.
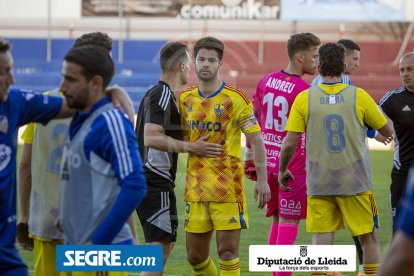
179, 85, 198, 99
379, 86, 406, 105
8, 88, 31, 100
7, 88, 43, 106
223, 83, 250, 104
97, 107, 134, 132
146, 82, 170, 99
259, 70, 285, 83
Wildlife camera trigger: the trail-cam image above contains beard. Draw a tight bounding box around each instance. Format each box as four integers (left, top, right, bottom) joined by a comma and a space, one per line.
197, 70, 217, 82
65, 87, 89, 110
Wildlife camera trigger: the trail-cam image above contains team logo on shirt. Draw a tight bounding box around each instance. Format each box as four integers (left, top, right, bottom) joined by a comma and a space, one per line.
214, 104, 224, 116
0, 116, 8, 133
0, 144, 12, 171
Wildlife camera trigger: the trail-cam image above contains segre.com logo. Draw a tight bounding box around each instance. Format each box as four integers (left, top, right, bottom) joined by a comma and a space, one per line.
56, 245, 163, 272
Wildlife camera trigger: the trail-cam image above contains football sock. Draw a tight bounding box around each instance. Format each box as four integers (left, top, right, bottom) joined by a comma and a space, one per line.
276, 223, 299, 245
219, 258, 240, 276
192, 257, 217, 276
363, 263, 379, 275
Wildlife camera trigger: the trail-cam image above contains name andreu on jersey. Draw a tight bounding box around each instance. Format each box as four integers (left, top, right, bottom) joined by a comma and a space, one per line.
265, 77, 295, 93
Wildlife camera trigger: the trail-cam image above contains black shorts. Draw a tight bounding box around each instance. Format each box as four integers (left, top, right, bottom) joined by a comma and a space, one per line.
136, 187, 178, 242
390, 169, 408, 229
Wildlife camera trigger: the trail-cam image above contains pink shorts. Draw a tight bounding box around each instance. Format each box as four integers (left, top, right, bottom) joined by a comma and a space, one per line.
265, 172, 307, 220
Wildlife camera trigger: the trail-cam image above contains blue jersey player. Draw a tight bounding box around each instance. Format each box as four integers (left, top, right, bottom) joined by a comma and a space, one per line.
0, 38, 70, 275
0, 37, 136, 275
58, 45, 146, 252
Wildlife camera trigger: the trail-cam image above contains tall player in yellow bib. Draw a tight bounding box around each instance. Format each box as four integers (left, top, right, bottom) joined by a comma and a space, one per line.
179, 37, 271, 276
278, 43, 393, 276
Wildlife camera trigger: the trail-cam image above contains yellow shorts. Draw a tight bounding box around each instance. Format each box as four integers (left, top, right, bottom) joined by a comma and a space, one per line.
306, 191, 379, 236
184, 201, 249, 233
33, 237, 64, 276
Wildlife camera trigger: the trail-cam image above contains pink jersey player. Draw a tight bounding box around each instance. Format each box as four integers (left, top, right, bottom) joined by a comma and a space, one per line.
253, 70, 309, 219
244, 33, 321, 276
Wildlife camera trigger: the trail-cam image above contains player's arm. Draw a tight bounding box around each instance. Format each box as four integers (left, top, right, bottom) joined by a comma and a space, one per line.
238, 95, 270, 208
145, 92, 222, 156
90, 113, 147, 245
372, 106, 394, 144
245, 131, 270, 209
360, 90, 393, 138
17, 123, 36, 250
376, 115, 393, 138
18, 144, 31, 225
244, 84, 263, 181
278, 92, 306, 190
378, 231, 414, 276
144, 123, 222, 157
105, 85, 134, 123
278, 131, 301, 191
55, 86, 134, 120
17, 143, 34, 251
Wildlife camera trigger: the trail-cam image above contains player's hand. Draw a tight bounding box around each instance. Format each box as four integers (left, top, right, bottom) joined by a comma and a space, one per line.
254, 179, 271, 209
190, 135, 223, 157
278, 170, 294, 192
244, 160, 257, 181
375, 133, 393, 145
106, 85, 135, 124
16, 222, 34, 251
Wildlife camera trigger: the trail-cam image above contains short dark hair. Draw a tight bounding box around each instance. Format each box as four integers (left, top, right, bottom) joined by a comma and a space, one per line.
0, 38, 11, 53
160, 42, 188, 73
73, 32, 112, 52
337, 39, 360, 53
194, 36, 224, 60
319, 43, 346, 78
287, 33, 321, 60
64, 45, 114, 89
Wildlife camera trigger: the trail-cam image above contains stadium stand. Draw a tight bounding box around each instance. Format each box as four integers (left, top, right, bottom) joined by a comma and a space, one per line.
9, 38, 413, 110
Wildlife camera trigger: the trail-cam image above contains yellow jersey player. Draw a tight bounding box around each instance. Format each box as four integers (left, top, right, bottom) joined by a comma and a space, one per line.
179, 36, 270, 276
279, 43, 393, 276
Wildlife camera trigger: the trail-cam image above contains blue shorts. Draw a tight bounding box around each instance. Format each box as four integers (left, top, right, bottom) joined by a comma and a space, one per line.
0, 245, 28, 275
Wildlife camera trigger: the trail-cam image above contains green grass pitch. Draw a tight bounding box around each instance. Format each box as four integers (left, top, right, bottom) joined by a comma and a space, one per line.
17, 149, 394, 275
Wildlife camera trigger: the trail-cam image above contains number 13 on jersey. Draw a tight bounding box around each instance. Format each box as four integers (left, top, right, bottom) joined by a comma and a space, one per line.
263, 93, 289, 131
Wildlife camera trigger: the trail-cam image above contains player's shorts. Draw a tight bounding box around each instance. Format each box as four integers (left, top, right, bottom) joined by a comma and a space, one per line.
265, 172, 307, 220
32, 237, 64, 276
136, 187, 178, 242
0, 245, 28, 276
390, 169, 408, 229
184, 201, 249, 233
306, 191, 379, 236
